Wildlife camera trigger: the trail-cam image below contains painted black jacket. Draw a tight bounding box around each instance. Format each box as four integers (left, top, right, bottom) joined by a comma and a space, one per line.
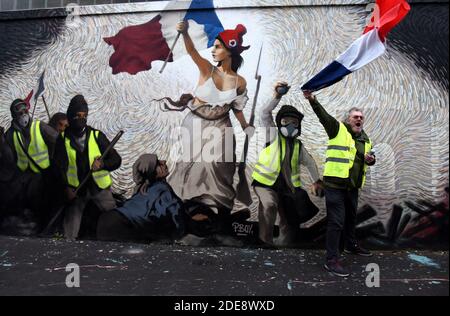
53, 126, 122, 196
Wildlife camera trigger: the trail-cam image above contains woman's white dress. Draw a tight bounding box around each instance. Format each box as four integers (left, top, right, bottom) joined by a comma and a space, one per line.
168, 68, 248, 212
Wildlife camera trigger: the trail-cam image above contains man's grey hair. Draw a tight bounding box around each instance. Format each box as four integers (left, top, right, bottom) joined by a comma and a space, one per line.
345, 107, 364, 122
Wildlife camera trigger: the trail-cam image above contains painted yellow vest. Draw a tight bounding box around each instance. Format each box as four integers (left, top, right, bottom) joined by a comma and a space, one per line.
324, 122, 372, 188
252, 135, 301, 187
13, 120, 50, 173
64, 130, 112, 190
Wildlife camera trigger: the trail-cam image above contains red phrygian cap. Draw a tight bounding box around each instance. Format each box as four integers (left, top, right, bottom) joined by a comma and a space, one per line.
217, 24, 250, 55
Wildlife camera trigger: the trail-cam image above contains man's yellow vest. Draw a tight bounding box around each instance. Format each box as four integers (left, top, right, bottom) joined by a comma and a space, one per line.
252, 135, 301, 187
324, 122, 372, 188
64, 129, 112, 190
13, 120, 50, 173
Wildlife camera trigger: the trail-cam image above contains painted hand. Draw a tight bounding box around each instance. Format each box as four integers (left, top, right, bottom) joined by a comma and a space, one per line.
311, 180, 325, 197
244, 125, 256, 138
274, 81, 290, 98
364, 153, 376, 164
303, 90, 315, 101
176, 20, 189, 34
92, 156, 104, 172
66, 187, 77, 202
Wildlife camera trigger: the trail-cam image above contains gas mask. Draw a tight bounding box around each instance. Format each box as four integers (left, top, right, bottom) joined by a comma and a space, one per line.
279, 116, 300, 138
10, 100, 31, 130
275, 105, 304, 139
17, 113, 30, 128
280, 123, 299, 138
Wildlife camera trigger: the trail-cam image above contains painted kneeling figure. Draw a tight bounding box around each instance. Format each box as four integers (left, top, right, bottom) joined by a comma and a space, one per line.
97, 154, 184, 242
97, 154, 219, 242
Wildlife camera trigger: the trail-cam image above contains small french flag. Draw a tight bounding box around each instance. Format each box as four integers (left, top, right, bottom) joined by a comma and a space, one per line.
23, 71, 46, 109
104, 0, 224, 75
302, 0, 411, 92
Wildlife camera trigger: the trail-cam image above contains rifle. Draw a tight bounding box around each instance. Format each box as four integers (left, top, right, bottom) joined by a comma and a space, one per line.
235, 45, 263, 207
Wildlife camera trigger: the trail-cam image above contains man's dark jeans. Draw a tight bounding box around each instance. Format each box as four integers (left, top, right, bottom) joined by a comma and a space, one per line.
324, 187, 359, 261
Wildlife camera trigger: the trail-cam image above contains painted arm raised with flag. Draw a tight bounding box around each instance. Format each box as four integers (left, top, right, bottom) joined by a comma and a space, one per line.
174, 20, 250, 131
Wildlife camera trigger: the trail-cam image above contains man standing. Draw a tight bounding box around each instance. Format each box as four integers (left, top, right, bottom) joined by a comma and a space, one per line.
53, 95, 122, 240
303, 91, 376, 277
1, 99, 58, 233
252, 82, 323, 247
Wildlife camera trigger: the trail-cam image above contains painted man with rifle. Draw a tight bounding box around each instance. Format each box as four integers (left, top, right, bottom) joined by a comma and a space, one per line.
0, 99, 59, 234
252, 82, 324, 247
53, 95, 122, 240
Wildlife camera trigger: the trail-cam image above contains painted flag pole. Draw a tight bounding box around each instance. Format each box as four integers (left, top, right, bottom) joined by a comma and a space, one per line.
31, 97, 39, 120
159, 32, 181, 74
41, 95, 51, 121
105, 0, 224, 75
235, 44, 264, 207
30, 71, 48, 120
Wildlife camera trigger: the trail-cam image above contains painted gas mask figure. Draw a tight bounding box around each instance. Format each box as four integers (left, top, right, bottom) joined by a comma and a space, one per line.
277, 109, 302, 139
0, 98, 59, 236
10, 99, 31, 131
252, 82, 324, 247
280, 117, 300, 138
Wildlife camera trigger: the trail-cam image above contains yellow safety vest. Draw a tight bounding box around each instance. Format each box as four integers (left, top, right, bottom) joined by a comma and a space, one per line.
64, 129, 112, 190
252, 135, 301, 187
324, 122, 372, 188
13, 120, 50, 173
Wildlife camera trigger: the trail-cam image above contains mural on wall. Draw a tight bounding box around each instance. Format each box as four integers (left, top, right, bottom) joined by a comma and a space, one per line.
0, 0, 448, 247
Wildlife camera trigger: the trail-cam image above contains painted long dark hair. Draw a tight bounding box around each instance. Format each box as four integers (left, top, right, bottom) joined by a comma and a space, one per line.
216, 37, 244, 73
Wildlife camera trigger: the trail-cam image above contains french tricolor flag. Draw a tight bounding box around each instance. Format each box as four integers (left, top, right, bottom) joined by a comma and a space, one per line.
104, 0, 224, 75
302, 0, 411, 92
23, 71, 46, 110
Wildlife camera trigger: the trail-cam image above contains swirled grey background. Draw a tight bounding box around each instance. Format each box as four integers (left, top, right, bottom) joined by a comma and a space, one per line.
0, 1, 448, 230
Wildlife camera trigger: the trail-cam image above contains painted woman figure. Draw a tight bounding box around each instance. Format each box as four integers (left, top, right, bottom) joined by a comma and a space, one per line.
164, 21, 252, 215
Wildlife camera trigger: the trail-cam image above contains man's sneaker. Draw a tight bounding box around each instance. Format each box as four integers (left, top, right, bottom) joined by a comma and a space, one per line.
344, 244, 373, 257
324, 258, 350, 277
